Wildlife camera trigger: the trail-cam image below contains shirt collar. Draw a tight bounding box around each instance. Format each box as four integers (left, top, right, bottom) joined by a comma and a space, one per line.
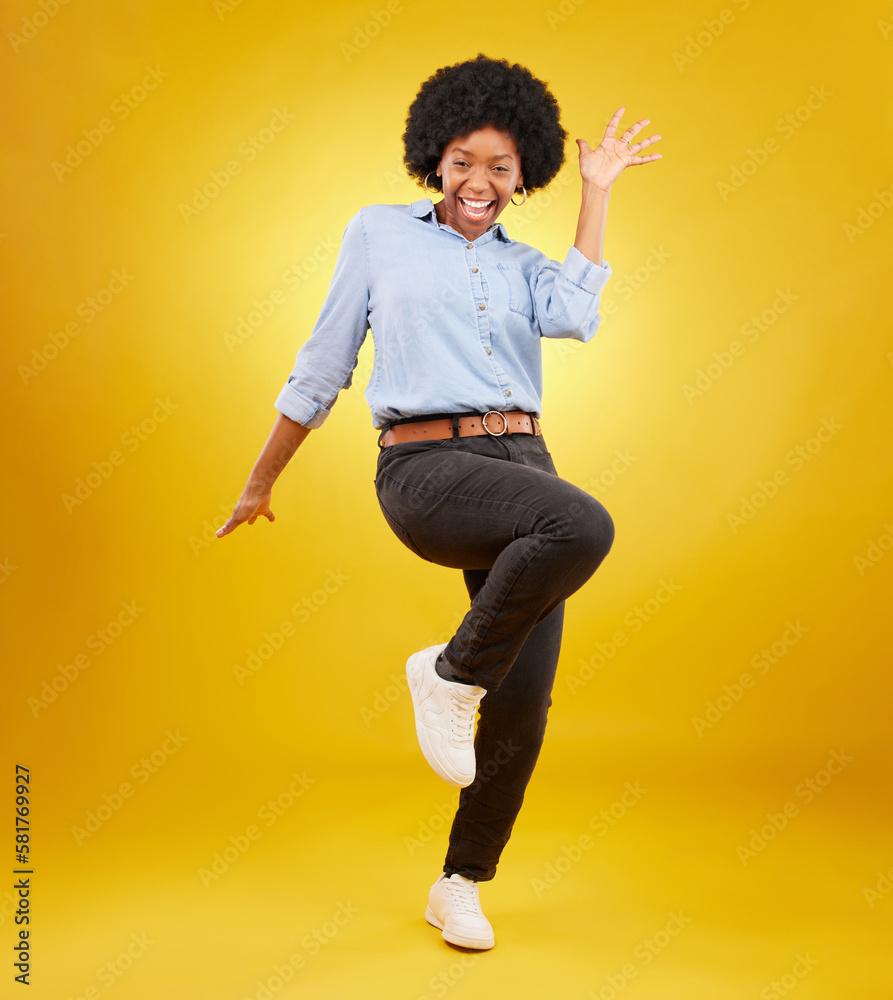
410, 197, 512, 244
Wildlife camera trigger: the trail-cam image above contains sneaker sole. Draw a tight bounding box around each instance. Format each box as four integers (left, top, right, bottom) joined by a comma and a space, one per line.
424, 905, 495, 950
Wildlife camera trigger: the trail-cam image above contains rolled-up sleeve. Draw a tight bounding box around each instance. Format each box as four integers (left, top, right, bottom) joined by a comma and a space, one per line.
274, 210, 370, 428
532, 245, 612, 341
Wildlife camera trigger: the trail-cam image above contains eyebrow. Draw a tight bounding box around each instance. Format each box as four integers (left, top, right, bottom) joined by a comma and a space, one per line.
451, 148, 515, 161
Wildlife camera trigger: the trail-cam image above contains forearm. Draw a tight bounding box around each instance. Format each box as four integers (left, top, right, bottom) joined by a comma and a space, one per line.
573, 183, 611, 266
249, 411, 311, 488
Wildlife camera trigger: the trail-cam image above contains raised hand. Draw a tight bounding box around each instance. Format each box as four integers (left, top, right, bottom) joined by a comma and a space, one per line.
575, 106, 662, 193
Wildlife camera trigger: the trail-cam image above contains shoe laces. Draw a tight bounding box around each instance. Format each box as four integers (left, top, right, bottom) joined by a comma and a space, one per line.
448, 687, 479, 745
445, 876, 483, 916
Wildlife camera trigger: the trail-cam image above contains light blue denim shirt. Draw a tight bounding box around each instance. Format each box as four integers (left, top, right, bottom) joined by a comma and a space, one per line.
274, 197, 612, 430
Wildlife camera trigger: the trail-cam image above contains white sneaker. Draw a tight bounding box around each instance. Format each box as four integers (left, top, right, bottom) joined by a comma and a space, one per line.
406, 644, 486, 787
425, 873, 495, 950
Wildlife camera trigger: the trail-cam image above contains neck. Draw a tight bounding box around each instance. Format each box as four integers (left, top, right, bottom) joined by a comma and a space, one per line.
433, 199, 489, 242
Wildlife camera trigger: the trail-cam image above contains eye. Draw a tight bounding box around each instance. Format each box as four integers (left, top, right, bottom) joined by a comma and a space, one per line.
494, 165, 509, 172
453, 159, 469, 167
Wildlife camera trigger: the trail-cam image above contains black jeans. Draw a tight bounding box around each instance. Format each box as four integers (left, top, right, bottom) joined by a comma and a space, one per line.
374, 426, 615, 881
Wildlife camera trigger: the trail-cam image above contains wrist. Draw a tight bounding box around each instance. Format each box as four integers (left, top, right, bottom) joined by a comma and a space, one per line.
248, 466, 278, 491
581, 180, 611, 197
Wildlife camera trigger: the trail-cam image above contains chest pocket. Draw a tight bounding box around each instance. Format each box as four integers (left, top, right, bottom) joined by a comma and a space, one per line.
497, 263, 535, 320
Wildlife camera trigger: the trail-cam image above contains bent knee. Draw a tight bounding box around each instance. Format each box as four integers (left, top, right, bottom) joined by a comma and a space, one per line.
566, 495, 615, 567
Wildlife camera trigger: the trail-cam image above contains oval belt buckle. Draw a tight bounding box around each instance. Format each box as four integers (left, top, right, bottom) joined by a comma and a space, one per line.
482, 410, 509, 436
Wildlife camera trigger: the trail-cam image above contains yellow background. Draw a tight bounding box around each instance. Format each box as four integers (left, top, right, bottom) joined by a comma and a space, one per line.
3, 0, 892, 996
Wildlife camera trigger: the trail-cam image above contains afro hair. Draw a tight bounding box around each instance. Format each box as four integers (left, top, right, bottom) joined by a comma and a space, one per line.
402, 54, 567, 196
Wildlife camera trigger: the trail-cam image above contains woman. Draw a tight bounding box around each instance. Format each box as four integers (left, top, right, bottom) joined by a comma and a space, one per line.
217, 54, 661, 951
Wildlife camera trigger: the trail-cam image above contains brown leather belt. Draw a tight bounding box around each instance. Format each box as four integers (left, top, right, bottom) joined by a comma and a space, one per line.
380, 410, 541, 447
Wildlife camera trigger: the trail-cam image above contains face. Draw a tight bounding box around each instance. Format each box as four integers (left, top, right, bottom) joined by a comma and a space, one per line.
434, 125, 523, 239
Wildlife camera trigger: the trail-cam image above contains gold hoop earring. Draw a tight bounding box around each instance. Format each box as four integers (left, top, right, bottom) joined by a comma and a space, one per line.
511, 186, 528, 206
424, 172, 438, 196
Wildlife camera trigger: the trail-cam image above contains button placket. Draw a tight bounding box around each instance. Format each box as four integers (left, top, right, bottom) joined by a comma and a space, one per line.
467, 243, 493, 360
455, 236, 514, 406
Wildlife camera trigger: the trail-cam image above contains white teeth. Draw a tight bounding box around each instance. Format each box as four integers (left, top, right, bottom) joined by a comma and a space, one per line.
460, 198, 493, 218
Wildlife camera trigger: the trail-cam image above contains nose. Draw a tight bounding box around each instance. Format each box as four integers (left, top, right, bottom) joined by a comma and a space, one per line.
466, 166, 491, 194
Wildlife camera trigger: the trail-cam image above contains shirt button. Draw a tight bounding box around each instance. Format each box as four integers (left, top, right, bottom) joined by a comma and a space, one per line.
478, 303, 486, 310
504, 390, 512, 397
466, 243, 474, 249
486, 349, 492, 355
471, 268, 479, 273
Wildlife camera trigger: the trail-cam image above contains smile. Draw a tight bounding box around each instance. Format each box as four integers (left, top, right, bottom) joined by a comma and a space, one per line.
458, 197, 495, 221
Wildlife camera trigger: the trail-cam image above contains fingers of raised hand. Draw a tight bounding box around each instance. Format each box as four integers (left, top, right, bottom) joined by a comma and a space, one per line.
633, 137, 663, 165
604, 106, 626, 136
619, 118, 650, 144
628, 133, 662, 153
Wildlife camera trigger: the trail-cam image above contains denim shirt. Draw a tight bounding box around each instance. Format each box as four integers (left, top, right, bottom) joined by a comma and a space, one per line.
274, 197, 612, 429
